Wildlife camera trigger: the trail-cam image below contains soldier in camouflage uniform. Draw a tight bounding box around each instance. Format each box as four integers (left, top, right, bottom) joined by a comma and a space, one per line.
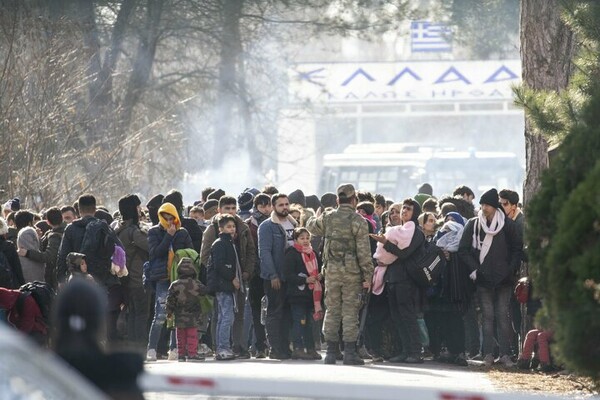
166, 257, 209, 361
306, 183, 374, 365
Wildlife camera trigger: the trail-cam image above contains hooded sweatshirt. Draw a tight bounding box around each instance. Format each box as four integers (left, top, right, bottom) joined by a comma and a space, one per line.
18, 227, 45, 283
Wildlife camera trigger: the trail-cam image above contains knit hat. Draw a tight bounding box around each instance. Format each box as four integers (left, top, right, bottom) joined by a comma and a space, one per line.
202, 199, 218, 213
0, 217, 8, 235
288, 189, 306, 207
245, 188, 260, 197
208, 189, 225, 201
418, 183, 433, 196
320, 192, 337, 209
118, 194, 141, 221
238, 191, 254, 212
163, 190, 184, 214
305, 195, 321, 212
479, 188, 500, 209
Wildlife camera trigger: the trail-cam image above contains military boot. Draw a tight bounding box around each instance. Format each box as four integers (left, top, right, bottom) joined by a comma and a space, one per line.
343, 342, 365, 365
324, 341, 339, 365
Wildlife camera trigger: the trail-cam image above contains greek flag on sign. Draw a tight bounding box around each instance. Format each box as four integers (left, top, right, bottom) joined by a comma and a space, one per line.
411, 21, 452, 53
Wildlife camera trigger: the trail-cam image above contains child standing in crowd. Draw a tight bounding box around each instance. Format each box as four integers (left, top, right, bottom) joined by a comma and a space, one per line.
209, 214, 241, 361
166, 257, 208, 362
66, 252, 94, 282
283, 228, 323, 360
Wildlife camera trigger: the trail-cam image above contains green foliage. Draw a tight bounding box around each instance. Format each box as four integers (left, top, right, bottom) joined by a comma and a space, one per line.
525, 1, 600, 383
440, 0, 520, 59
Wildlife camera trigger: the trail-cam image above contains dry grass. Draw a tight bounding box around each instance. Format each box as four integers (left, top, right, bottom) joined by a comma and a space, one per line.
487, 368, 598, 398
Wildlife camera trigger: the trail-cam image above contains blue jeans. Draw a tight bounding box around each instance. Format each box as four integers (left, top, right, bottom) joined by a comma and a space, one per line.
291, 303, 314, 350
147, 280, 176, 351
216, 292, 235, 354
478, 285, 513, 357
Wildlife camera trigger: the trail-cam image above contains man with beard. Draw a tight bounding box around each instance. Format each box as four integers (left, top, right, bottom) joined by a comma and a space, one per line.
258, 193, 297, 359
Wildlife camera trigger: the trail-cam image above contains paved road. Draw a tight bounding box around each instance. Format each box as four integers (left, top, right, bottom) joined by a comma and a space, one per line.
142, 354, 496, 399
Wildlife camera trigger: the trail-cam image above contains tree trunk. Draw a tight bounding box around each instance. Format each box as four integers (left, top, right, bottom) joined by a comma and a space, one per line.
520, 0, 575, 206
213, 0, 244, 168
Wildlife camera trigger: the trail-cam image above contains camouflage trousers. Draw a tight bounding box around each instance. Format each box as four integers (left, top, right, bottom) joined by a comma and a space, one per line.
322, 265, 362, 342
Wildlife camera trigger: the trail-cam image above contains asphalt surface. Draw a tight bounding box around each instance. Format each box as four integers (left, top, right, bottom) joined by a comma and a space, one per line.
142, 353, 496, 399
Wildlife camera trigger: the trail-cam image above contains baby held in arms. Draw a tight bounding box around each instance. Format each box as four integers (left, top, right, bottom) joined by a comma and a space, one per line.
373, 221, 416, 265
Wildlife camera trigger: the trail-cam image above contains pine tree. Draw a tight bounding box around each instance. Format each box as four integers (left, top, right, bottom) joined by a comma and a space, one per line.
516, 1, 600, 382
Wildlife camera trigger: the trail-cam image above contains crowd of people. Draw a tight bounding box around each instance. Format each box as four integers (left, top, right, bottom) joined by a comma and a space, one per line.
0, 180, 556, 387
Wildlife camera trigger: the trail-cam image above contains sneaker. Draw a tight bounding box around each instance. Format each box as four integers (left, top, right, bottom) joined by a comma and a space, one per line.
255, 350, 267, 359
215, 351, 236, 361
291, 349, 311, 360
306, 349, 322, 360
146, 349, 157, 362
187, 355, 205, 362
198, 343, 214, 357
167, 349, 178, 361
358, 345, 372, 360
483, 354, 494, 367
498, 354, 515, 368
371, 353, 384, 362
178, 356, 186, 362
454, 353, 468, 367
403, 356, 424, 364
236, 350, 251, 360
269, 350, 291, 360
471, 353, 484, 361
517, 358, 530, 370
539, 362, 554, 373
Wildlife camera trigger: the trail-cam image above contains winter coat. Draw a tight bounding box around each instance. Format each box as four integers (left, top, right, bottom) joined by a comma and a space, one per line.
0, 287, 47, 336
17, 227, 45, 283
166, 261, 208, 328
0, 237, 25, 289
147, 225, 193, 281
383, 228, 425, 284
25, 224, 64, 290
258, 215, 297, 281
458, 216, 523, 288
208, 233, 238, 293
115, 221, 149, 289
283, 246, 321, 304
200, 214, 255, 277
57, 216, 121, 287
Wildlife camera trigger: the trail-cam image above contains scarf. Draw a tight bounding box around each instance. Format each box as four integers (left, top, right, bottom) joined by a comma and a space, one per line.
472, 209, 505, 264
362, 214, 377, 232
293, 243, 323, 320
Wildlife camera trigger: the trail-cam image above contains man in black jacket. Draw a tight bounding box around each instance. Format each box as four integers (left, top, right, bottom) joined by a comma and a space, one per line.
459, 188, 523, 367
57, 194, 124, 344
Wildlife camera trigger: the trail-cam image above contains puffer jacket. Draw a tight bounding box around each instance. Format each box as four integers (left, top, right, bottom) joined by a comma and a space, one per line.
166, 260, 208, 328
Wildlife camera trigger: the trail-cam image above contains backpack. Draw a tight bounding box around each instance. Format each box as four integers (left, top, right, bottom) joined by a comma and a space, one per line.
170, 248, 201, 282
80, 219, 116, 260
16, 281, 56, 326
405, 242, 446, 288
0, 251, 17, 289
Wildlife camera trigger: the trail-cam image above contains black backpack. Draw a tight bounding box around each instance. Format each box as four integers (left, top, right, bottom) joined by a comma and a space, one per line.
81, 219, 116, 260
0, 251, 17, 289
16, 281, 56, 325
